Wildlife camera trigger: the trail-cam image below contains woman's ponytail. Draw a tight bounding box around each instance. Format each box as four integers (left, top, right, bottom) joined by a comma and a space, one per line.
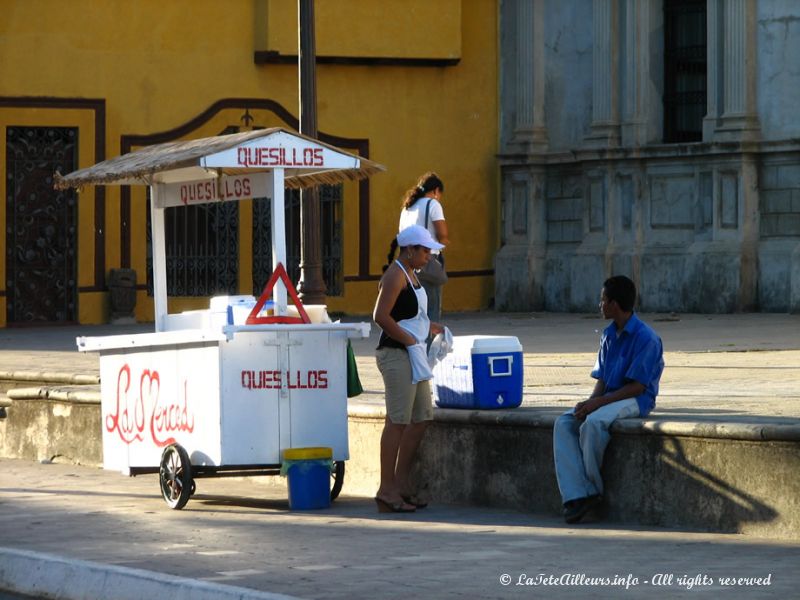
401, 171, 444, 209
382, 238, 399, 273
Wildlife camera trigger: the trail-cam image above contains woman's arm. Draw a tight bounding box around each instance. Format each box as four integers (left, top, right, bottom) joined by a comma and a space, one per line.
373, 268, 417, 347
433, 219, 450, 246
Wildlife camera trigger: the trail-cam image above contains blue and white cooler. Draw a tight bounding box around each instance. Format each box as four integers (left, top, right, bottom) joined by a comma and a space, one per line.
432, 335, 523, 409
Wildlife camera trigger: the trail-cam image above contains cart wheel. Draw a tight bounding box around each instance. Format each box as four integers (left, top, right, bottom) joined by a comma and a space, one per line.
330, 460, 345, 501
159, 444, 193, 510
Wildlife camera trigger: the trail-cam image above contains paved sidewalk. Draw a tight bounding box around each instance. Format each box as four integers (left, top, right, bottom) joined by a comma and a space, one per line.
1, 458, 798, 600
2, 311, 800, 599
2, 311, 800, 424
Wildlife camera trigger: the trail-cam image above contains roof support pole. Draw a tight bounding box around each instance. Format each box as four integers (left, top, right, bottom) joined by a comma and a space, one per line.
270, 169, 288, 314
297, 0, 327, 305
149, 184, 168, 331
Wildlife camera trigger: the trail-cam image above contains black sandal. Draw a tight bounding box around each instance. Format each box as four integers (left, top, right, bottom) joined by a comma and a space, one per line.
401, 494, 429, 509
375, 496, 416, 513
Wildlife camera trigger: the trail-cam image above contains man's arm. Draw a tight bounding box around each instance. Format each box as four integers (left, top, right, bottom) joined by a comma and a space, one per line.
574, 380, 645, 420
589, 379, 606, 399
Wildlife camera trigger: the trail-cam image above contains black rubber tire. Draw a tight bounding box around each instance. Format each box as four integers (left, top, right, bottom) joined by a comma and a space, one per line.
330, 460, 345, 501
159, 444, 193, 510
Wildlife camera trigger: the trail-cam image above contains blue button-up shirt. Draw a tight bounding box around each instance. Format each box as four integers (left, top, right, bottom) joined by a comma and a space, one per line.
591, 313, 664, 417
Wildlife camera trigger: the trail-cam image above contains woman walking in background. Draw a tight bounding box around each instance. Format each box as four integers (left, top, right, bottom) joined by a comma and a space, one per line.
399, 172, 450, 323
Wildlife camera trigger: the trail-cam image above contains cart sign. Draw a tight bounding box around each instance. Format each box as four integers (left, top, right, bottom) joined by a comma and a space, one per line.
200, 130, 359, 171
107, 364, 195, 447
158, 173, 271, 209
99, 342, 223, 473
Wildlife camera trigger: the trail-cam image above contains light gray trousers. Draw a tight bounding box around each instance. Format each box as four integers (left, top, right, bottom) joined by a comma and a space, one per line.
553, 399, 640, 503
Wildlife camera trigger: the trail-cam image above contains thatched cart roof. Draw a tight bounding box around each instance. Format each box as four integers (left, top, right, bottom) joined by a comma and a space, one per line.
54, 127, 385, 190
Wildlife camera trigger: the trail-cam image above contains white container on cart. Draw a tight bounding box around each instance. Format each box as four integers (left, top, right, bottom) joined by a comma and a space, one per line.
209, 295, 256, 327
432, 335, 523, 409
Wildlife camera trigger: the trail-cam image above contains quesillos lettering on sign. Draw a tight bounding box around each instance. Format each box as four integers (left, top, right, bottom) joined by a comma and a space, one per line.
159, 173, 270, 208
240, 369, 328, 390
237, 146, 324, 168
179, 177, 252, 204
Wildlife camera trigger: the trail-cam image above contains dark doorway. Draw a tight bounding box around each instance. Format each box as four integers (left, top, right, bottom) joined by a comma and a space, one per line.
5, 126, 78, 324
663, 0, 707, 143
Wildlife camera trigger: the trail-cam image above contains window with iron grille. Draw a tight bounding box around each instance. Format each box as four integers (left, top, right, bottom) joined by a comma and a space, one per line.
663, 0, 707, 143
146, 184, 344, 298
252, 184, 344, 297
145, 197, 239, 297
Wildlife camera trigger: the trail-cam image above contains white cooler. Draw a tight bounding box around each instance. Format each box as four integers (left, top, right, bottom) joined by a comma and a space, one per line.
432, 335, 523, 409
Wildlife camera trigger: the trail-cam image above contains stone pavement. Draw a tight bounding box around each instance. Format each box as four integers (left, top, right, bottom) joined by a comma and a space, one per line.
1, 311, 800, 599
350, 311, 800, 425
1, 457, 798, 600
2, 311, 800, 424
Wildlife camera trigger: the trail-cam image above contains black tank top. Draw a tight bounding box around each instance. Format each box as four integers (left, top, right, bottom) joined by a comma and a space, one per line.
377, 280, 419, 350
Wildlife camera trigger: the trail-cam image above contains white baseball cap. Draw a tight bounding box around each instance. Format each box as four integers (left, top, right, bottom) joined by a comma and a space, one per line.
397, 224, 444, 250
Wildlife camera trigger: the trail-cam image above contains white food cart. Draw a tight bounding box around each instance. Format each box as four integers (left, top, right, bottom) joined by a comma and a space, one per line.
55, 129, 384, 509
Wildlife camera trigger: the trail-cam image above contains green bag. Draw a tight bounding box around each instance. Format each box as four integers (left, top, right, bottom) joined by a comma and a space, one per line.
346, 340, 363, 398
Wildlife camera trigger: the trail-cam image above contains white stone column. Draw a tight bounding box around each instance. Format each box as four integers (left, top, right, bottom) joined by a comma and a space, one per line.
707, 0, 760, 141
703, 0, 721, 140
621, 0, 637, 125
620, 0, 660, 146
509, 0, 548, 152
586, 0, 620, 147
514, 0, 534, 133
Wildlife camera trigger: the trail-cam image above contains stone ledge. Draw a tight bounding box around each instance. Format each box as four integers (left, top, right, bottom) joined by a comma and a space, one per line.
0, 370, 99, 385
8, 385, 800, 443
349, 401, 800, 442
7, 386, 101, 404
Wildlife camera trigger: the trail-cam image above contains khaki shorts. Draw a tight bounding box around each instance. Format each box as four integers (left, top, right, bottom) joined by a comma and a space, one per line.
375, 347, 434, 425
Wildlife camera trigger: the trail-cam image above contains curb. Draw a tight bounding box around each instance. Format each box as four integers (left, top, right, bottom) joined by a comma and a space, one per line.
0, 547, 303, 600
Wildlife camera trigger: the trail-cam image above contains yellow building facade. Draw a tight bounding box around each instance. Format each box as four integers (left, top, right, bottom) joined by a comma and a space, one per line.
0, 0, 498, 326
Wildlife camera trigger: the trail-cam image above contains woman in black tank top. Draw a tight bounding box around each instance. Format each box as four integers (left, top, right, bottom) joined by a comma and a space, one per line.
372, 225, 444, 513
376, 277, 419, 350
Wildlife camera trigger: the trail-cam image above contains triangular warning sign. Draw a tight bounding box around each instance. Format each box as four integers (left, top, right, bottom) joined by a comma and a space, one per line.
245, 262, 311, 325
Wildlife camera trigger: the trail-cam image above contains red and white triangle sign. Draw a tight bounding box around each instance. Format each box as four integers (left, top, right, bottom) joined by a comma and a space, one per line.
245, 263, 311, 324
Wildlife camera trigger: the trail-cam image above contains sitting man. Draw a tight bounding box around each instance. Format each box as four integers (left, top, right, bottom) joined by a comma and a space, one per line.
553, 275, 664, 524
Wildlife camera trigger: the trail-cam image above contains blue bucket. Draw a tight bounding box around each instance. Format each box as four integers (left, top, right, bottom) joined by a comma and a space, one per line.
282, 447, 332, 510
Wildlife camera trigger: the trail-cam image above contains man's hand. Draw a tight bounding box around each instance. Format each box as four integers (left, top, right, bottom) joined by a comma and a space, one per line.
430, 321, 444, 336
573, 397, 602, 420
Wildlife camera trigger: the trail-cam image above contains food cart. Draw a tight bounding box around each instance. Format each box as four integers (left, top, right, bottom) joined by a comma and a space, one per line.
55, 128, 384, 509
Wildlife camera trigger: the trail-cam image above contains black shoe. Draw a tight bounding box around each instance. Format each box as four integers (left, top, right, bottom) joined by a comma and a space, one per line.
563, 494, 603, 524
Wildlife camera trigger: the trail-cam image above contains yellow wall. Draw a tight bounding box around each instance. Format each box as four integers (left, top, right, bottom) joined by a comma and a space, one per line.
0, 0, 498, 325
264, 0, 462, 59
